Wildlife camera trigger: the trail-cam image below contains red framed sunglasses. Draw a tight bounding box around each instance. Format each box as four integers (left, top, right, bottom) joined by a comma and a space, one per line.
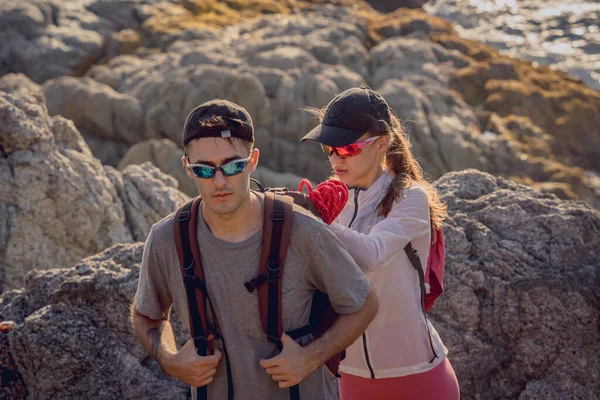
321, 136, 381, 158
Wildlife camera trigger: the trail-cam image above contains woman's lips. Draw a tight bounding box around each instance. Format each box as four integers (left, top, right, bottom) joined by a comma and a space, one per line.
334, 169, 348, 175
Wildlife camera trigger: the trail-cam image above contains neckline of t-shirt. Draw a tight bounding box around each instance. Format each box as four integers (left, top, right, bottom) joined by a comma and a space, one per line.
196, 193, 264, 250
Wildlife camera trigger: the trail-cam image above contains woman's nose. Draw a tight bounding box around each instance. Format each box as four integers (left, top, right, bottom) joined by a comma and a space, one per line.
329, 152, 345, 162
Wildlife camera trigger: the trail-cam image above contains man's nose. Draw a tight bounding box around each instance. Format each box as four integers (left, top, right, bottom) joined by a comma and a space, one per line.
213, 169, 227, 187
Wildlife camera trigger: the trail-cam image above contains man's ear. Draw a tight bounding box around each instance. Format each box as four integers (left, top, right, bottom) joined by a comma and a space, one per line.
249, 148, 260, 173
182, 155, 195, 179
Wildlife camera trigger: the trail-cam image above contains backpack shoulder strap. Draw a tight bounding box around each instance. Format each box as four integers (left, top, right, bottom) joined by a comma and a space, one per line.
257, 192, 294, 344
404, 242, 439, 362
173, 197, 209, 355
259, 192, 299, 400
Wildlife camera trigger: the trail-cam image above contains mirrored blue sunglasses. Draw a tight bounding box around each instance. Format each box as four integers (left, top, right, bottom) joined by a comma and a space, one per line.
187, 156, 251, 179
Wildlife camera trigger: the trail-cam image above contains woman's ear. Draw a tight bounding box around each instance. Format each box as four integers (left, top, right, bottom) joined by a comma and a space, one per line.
378, 135, 390, 152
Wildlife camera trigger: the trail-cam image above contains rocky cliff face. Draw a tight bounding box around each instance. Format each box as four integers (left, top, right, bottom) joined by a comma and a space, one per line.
1, 170, 598, 399
430, 170, 600, 399
0, 74, 188, 292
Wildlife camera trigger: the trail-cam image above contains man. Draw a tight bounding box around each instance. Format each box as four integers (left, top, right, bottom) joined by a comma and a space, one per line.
131, 99, 378, 399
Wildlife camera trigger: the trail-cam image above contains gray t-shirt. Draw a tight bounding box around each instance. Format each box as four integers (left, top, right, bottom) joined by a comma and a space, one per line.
135, 193, 371, 400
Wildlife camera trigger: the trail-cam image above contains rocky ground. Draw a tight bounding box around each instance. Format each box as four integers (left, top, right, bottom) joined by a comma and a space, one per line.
1, 1, 599, 399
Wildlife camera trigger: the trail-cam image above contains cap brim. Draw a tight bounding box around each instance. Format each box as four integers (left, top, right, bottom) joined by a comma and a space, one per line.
301, 123, 366, 147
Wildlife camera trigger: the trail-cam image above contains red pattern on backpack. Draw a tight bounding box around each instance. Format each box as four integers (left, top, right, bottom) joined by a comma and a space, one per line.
424, 228, 445, 312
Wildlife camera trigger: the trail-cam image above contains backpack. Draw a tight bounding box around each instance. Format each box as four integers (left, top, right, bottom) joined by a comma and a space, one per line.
173, 179, 349, 400
403, 227, 445, 362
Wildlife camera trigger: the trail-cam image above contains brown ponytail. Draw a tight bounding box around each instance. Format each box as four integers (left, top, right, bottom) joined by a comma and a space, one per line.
378, 114, 447, 234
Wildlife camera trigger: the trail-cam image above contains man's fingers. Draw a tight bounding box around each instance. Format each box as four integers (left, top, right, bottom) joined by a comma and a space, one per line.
196, 377, 214, 387
202, 349, 222, 365
213, 349, 223, 361
259, 355, 280, 369
265, 365, 285, 375
279, 379, 297, 389
280, 332, 295, 346
270, 374, 289, 382
196, 366, 218, 381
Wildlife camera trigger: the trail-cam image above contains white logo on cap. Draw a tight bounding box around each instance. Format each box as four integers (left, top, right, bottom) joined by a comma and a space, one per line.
221, 129, 232, 138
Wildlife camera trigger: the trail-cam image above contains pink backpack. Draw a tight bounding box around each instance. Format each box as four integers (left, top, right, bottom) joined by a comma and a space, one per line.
404, 227, 445, 312
404, 228, 445, 362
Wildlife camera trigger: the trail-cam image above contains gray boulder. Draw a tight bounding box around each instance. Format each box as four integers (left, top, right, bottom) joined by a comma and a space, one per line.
42, 76, 147, 167
0, 0, 155, 84
430, 169, 600, 400
366, 0, 429, 12
0, 244, 189, 400
0, 0, 106, 83
0, 74, 188, 292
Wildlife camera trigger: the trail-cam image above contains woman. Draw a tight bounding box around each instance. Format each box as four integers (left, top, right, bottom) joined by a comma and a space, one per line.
301, 86, 460, 400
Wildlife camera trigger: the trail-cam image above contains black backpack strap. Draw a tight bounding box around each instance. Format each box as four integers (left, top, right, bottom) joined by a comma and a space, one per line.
266, 195, 285, 344
175, 198, 208, 400
404, 242, 439, 363
175, 198, 209, 354
174, 198, 234, 400
254, 193, 300, 400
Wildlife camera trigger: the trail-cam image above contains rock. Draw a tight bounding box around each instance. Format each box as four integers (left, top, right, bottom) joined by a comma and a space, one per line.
0, 0, 108, 83
0, 319, 26, 399
369, 8, 454, 40
42, 76, 148, 166
472, 112, 600, 208
366, 0, 428, 13
431, 169, 600, 400
432, 33, 600, 172
251, 46, 319, 70
118, 139, 191, 193
86, 0, 144, 31
103, 29, 144, 62
0, 73, 45, 103
42, 77, 146, 145
107, 163, 189, 242
0, 244, 189, 400
0, 76, 188, 292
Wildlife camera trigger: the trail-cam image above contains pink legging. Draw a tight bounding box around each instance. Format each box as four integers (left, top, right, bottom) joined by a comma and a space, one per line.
339, 358, 460, 400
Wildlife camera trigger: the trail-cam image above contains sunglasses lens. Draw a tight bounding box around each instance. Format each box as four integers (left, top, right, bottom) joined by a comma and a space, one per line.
192, 166, 215, 178
321, 144, 334, 156
337, 144, 362, 157
222, 160, 247, 176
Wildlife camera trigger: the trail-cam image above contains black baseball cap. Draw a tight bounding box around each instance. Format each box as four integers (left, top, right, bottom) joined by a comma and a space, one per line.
301, 85, 392, 147
182, 99, 254, 147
